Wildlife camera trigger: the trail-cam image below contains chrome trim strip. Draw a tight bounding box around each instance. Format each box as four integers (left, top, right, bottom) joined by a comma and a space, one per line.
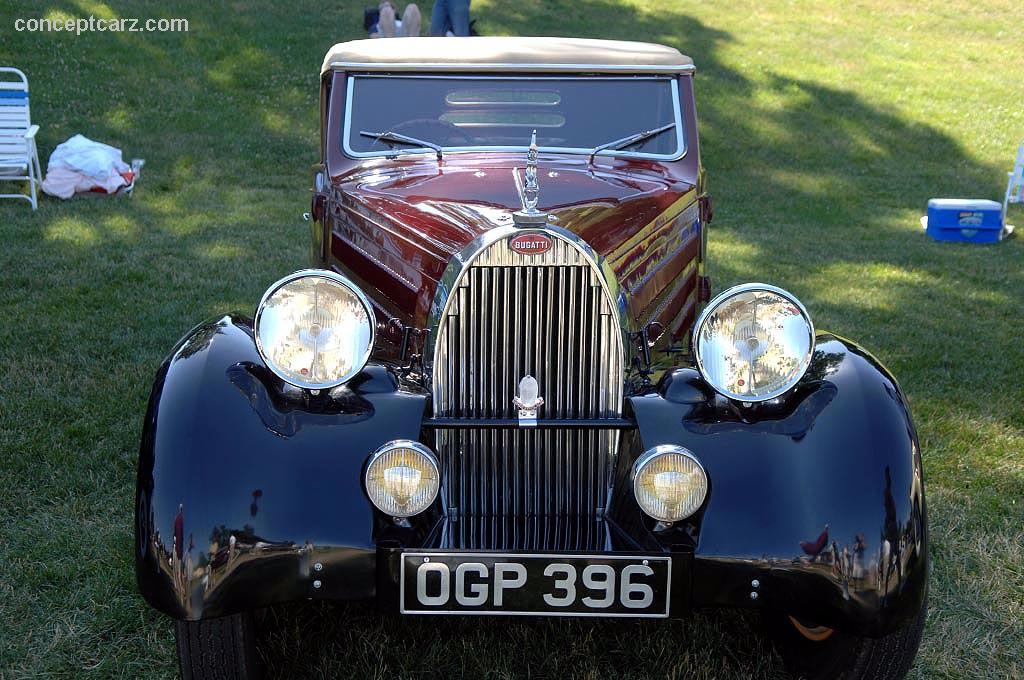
253, 268, 376, 391
342, 75, 685, 162
339, 198, 458, 260
337, 234, 419, 291
692, 283, 816, 403
331, 61, 695, 74
642, 259, 697, 328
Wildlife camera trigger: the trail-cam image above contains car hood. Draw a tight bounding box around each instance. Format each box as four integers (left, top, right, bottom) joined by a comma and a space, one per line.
332, 155, 700, 328
338, 155, 695, 262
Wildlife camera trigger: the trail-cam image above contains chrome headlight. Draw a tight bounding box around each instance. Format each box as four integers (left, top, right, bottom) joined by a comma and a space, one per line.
694, 283, 815, 402
254, 269, 375, 390
633, 445, 708, 522
365, 441, 440, 517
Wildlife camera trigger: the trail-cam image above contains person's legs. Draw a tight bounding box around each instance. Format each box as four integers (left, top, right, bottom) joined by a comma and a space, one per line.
402, 3, 421, 37
448, 0, 470, 36
378, 1, 397, 37
429, 0, 450, 36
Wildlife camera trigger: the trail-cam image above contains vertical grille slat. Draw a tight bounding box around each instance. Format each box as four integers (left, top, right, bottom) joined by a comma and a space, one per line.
468, 273, 476, 417
434, 236, 624, 551
566, 267, 576, 419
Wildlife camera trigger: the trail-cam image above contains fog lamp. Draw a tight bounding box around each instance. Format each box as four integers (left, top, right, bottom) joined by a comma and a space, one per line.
632, 445, 708, 522
365, 441, 440, 517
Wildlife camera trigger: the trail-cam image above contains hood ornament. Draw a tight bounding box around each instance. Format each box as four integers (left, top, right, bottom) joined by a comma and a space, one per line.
513, 375, 544, 426
512, 130, 549, 227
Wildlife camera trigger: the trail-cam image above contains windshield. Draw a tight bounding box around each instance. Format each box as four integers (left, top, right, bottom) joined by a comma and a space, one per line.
343, 75, 684, 159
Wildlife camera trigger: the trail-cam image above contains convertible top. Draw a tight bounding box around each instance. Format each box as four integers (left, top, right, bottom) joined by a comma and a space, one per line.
321, 37, 694, 75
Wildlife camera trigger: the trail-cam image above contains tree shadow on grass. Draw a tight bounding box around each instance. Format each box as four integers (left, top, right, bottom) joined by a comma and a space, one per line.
483, 0, 1024, 439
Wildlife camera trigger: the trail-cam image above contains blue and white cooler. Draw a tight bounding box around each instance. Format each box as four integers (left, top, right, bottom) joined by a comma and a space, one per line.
923, 198, 1008, 243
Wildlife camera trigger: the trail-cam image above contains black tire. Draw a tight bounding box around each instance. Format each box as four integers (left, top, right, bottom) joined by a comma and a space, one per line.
175, 612, 262, 680
763, 598, 927, 680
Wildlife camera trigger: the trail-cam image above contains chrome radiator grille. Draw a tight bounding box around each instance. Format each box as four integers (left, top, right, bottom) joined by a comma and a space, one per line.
432, 235, 624, 551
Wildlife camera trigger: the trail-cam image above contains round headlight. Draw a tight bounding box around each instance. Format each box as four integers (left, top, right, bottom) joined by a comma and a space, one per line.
254, 269, 375, 390
632, 445, 708, 522
365, 441, 440, 518
694, 283, 814, 402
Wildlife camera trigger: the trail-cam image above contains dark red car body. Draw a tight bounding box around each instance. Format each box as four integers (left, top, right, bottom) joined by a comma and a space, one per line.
312, 70, 711, 368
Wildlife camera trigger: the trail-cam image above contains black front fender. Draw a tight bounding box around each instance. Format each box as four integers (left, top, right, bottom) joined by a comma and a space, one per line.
628, 334, 928, 637
135, 314, 428, 620
138, 321, 926, 634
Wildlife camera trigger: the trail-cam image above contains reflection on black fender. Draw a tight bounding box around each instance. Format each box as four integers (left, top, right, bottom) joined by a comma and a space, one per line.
628, 334, 927, 637
137, 322, 926, 637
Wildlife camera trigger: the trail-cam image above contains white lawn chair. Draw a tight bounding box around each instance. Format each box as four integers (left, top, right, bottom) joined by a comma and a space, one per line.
1004, 142, 1024, 217
0, 67, 42, 210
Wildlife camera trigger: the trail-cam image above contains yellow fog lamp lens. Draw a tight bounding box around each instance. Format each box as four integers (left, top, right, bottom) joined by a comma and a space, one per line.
632, 446, 708, 522
365, 441, 440, 517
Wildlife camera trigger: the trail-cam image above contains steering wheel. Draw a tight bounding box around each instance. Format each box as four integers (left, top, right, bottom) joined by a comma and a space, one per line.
389, 118, 475, 147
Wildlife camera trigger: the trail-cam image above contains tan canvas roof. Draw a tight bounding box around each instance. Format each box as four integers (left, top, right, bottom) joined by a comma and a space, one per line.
321, 37, 694, 75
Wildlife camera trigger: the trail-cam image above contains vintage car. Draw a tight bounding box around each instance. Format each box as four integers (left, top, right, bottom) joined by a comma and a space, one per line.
136, 37, 929, 679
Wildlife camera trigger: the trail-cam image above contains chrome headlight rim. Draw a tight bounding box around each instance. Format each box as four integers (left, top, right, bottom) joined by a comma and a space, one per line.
693, 282, 815, 403
253, 268, 376, 391
631, 444, 708, 523
364, 439, 441, 518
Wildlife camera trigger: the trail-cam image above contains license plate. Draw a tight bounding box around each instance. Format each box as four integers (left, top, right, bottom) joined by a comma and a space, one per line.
400, 552, 671, 617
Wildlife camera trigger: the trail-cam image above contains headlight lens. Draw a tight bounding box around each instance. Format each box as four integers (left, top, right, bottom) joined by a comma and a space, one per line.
254, 269, 375, 389
365, 441, 440, 517
633, 445, 708, 522
694, 283, 814, 402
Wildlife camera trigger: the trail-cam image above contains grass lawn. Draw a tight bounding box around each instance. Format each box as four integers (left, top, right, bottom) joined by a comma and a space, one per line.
1, 1, 1022, 677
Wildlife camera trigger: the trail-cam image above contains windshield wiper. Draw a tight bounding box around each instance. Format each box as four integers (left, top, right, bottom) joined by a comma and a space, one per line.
589, 122, 676, 161
360, 130, 442, 161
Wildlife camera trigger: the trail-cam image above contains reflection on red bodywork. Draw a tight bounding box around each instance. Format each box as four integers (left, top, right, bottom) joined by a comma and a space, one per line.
326, 156, 701, 360
320, 72, 707, 363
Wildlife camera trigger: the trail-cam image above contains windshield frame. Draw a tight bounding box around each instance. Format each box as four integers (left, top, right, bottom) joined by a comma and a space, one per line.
341, 74, 686, 161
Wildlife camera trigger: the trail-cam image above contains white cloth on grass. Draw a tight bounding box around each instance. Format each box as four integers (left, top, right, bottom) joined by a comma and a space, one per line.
41, 134, 130, 199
